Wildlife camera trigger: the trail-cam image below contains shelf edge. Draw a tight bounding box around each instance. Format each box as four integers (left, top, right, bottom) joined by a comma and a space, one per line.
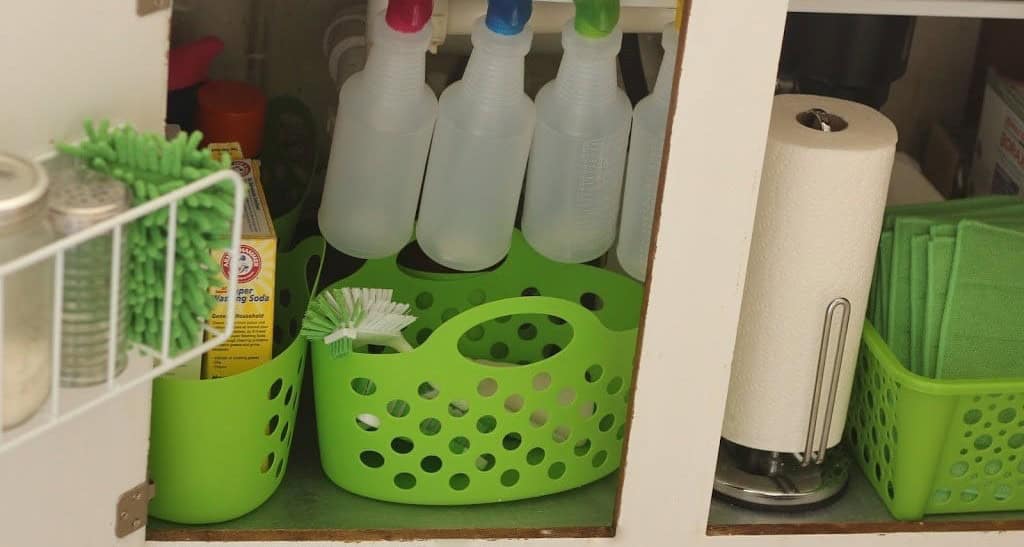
788, 0, 1024, 19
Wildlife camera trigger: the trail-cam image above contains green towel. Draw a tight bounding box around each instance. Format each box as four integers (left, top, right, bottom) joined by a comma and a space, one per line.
923, 234, 956, 378
909, 210, 1024, 373
935, 221, 1024, 380
870, 231, 892, 333
876, 231, 894, 336
881, 196, 1017, 230
886, 198, 1024, 364
923, 218, 1024, 376
909, 233, 933, 373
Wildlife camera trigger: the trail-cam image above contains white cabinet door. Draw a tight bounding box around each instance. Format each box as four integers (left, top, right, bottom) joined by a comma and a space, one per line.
0, 2, 170, 546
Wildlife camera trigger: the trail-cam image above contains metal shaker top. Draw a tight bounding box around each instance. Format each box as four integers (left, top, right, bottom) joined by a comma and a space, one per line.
0, 152, 49, 225
48, 166, 131, 235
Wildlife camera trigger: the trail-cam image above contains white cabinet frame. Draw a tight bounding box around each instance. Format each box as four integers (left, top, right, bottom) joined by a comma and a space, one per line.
5, 0, 1024, 546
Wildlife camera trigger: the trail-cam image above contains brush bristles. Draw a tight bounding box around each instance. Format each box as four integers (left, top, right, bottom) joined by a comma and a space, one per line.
301, 287, 417, 357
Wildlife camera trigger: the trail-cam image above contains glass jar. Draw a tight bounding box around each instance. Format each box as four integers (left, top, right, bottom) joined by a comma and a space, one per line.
0, 152, 55, 430
49, 166, 130, 387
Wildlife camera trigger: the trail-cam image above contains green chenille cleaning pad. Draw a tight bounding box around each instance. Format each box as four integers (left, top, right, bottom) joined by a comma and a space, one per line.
58, 121, 237, 356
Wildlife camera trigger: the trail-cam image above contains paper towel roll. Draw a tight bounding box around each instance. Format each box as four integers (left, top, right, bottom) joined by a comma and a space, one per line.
722, 95, 897, 454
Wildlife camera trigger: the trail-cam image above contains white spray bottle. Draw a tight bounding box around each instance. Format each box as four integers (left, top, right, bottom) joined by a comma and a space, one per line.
521, 0, 632, 263
319, 0, 437, 259
617, 24, 678, 281
416, 0, 535, 271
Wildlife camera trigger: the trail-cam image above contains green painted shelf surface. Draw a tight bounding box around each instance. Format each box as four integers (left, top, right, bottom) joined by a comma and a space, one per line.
148, 367, 619, 542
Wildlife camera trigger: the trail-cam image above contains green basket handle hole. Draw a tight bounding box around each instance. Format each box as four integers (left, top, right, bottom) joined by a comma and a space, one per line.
457, 312, 575, 367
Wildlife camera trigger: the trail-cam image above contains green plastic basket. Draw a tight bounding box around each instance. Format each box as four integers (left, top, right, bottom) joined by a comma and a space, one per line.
148, 236, 325, 524
264, 95, 319, 251
311, 232, 642, 505
847, 322, 1024, 520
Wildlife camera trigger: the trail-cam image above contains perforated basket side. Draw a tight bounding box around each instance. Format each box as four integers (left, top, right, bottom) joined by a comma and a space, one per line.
848, 323, 1024, 520
925, 391, 1024, 515
312, 297, 637, 505
148, 237, 325, 524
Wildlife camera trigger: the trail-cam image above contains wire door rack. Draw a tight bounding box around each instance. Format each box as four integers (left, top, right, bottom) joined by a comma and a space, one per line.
0, 158, 245, 455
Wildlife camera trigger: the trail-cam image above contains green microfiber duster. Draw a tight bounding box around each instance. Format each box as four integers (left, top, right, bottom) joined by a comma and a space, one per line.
58, 120, 237, 356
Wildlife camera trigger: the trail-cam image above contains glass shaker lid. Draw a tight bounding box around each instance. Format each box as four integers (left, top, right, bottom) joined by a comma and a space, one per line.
0, 152, 48, 216
49, 166, 131, 234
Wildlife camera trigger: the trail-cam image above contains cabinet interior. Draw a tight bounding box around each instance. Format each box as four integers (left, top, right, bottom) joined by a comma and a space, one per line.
151, 1, 1024, 542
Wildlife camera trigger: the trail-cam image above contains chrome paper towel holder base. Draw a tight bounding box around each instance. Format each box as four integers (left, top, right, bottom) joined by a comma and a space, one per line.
715, 296, 854, 509
713, 440, 849, 509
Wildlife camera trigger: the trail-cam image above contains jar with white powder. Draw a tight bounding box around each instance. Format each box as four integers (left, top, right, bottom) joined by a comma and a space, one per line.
0, 152, 55, 430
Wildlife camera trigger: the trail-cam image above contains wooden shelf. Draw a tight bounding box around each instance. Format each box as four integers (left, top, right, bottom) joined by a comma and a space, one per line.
707, 462, 1024, 536
788, 0, 1024, 19
147, 371, 619, 542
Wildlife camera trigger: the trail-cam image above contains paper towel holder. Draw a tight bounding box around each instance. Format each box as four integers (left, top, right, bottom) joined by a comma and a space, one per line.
713, 297, 853, 509
796, 108, 848, 133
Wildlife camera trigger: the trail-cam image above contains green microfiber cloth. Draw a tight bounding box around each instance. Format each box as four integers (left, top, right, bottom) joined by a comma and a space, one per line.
907, 206, 1024, 372
909, 232, 931, 374
935, 221, 1024, 379
885, 197, 1024, 364
922, 233, 956, 377
58, 120, 236, 356
875, 200, 997, 335
921, 218, 1024, 377
873, 231, 894, 335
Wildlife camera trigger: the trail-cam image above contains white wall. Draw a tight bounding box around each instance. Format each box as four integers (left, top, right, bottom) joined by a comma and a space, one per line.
0, 1, 170, 159
882, 17, 981, 155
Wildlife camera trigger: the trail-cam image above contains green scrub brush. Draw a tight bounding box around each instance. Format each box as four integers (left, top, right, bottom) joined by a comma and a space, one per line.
301, 287, 417, 357
303, 286, 576, 454
58, 120, 237, 357
301, 287, 473, 424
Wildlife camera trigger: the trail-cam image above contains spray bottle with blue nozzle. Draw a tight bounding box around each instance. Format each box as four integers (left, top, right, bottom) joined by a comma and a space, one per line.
416, 0, 536, 272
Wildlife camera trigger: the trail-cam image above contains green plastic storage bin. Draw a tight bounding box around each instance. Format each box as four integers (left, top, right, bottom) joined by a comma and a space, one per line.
264, 96, 319, 251
148, 236, 325, 524
311, 231, 642, 505
847, 322, 1024, 520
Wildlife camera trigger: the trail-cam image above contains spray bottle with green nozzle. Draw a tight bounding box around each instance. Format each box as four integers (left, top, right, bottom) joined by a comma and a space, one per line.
520, 0, 632, 265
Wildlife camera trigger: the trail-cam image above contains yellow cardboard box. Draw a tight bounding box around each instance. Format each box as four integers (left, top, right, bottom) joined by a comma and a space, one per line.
203, 143, 277, 378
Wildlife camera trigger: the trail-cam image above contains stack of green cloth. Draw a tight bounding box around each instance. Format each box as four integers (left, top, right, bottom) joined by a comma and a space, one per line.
869, 196, 1024, 380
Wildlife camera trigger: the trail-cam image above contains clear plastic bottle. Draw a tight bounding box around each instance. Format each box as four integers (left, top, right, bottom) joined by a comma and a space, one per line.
319, 0, 437, 259
617, 25, 677, 281
521, 6, 632, 264
416, 2, 535, 272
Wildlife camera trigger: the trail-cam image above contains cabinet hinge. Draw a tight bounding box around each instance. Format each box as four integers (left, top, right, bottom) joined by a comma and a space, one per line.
115, 480, 156, 538
137, 0, 171, 16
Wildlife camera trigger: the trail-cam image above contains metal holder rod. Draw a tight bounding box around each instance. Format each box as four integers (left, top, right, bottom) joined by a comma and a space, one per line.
801, 297, 851, 466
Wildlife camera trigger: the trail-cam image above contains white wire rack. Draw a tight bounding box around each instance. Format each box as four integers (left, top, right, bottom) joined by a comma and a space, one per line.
0, 163, 245, 455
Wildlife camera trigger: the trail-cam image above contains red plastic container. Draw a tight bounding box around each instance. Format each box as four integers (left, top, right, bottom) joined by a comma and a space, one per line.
197, 80, 267, 157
